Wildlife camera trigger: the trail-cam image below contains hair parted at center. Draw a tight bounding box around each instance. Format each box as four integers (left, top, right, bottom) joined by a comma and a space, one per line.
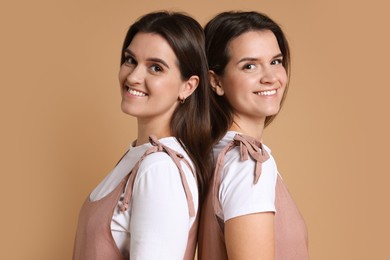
205, 11, 291, 143
120, 11, 212, 199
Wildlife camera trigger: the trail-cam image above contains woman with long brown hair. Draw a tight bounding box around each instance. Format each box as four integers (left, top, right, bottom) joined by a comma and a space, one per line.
199, 11, 309, 260
73, 11, 211, 260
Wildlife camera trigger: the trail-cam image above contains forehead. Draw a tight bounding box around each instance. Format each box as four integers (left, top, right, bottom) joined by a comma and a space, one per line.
128, 32, 177, 61
227, 30, 281, 60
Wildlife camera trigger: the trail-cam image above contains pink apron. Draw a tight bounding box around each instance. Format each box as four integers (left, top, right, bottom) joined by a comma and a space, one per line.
73, 135, 198, 260
198, 134, 309, 259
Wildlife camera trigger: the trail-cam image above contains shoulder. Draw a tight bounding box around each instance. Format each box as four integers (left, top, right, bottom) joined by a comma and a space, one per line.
130, 137, 199, 212
213, 131, 238, 159
136, 152, 180, 181
142, 137, 192, 168
214, 138, 278, 219
214, 133, 276, 175
135, 137, 195, 182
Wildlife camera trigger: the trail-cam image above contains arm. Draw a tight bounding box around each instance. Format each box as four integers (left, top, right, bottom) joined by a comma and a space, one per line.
225, 212, 275, 260
219, 148, 278, 260
129, 154, 197, 259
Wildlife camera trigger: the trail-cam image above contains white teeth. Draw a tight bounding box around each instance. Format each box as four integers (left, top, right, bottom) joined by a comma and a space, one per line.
128, 88, 146, 97
256, 89, 277, 96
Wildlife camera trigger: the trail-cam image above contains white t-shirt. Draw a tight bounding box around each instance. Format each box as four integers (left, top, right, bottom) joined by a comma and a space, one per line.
214, 131, 278, 222
90, 137, 198, 259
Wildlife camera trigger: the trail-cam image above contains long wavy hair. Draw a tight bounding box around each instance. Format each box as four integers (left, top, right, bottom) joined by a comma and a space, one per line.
120, 11, 212, 199
205, 11, 291, 143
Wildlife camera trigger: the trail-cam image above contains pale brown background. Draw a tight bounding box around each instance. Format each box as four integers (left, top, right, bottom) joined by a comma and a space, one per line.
1, 0, 389, 259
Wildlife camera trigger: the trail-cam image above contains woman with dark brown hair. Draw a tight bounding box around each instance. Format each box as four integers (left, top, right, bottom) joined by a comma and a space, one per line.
199, 11, 309, 259
73, 11, 211, 260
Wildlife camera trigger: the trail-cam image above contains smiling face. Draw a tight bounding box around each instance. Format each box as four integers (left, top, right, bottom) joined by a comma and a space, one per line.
119, 32, 189, 124
212, 30, 288, 129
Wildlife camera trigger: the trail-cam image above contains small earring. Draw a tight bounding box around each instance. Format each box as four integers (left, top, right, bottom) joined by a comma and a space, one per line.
180, 97, 186, 104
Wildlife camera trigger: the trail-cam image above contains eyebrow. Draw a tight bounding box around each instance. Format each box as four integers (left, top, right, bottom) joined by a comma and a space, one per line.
124, 49, 170, 69
236, 53, 283, 64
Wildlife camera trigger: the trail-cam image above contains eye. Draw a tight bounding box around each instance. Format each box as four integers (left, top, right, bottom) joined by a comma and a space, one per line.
150, 64, 163, 73
243, 64, 256, 70
271, 58, 283, 65
124, 55, 136, 65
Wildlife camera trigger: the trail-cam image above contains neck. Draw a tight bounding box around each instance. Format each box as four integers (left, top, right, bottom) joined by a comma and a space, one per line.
135, 118, 172, 146
229, 115, 265, 141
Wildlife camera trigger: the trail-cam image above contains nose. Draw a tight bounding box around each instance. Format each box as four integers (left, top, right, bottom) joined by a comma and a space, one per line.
126, 65, 144, 86
260, 66, 278, 85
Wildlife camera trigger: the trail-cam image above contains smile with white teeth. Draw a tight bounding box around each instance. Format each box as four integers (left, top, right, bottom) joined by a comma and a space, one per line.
127, 88, 147, 97
255, 89, 277, 96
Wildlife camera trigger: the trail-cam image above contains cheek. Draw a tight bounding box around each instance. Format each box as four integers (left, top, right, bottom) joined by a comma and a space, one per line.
282, 75, 288, 88
118, 71, 124, 84
277, 69, 288, 88
223, 83, 244, 106
221, 74, 242, 94
118, 65, 129, 84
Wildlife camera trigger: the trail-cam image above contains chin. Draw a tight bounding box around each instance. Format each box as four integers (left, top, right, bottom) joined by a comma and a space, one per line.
262, 107, 281, 117
121, 103, 135, 116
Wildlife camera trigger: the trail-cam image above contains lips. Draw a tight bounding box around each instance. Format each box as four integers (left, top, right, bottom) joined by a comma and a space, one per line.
127, 87, 147, 97
254, 89, 277, 96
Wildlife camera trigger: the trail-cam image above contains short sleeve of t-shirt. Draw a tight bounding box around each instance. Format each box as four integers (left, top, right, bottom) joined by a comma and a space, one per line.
89, 137, 198, 259
128, 152, 198, 259
217, 140, 278, 222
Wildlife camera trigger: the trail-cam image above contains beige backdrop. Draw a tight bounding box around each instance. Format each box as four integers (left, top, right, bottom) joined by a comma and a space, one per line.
1, 0, 389, 259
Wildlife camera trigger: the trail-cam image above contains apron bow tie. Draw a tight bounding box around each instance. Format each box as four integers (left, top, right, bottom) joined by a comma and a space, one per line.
120, 135, 195, 217
213, 133, 270, 214
233, 134, 270, 184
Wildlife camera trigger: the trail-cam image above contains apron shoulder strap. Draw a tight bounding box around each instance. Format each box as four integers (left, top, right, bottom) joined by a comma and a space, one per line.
212, 133, 270, 214
119, 135, 196, 217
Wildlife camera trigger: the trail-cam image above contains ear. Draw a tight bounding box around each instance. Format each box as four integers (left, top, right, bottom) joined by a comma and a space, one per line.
179, 75, 199, 101
209, 70, 224, 96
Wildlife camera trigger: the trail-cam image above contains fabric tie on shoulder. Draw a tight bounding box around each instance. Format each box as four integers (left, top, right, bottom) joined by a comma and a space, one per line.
213, 133, 270, 214
233, 134, 270, 184
119, 135, 196, 217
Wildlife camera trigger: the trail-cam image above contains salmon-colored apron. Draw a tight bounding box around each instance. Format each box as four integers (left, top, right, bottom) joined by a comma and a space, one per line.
198, 134, 309, 259
73, 135, 198, 260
